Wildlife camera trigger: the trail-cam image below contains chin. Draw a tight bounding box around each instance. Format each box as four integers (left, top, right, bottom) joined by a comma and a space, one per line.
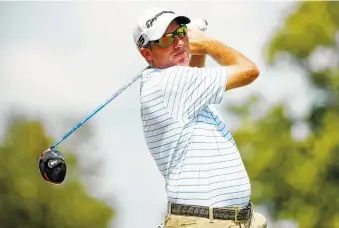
174, 53, 189, 66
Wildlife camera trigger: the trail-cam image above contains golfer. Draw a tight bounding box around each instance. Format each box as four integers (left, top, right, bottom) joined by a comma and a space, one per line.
133, 7, 267, 228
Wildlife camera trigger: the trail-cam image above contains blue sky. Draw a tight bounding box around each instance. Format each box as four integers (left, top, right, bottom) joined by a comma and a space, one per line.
0, 1, 305, 227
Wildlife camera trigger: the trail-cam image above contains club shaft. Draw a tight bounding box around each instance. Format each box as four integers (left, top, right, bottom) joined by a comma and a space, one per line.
50, 73, 142, 150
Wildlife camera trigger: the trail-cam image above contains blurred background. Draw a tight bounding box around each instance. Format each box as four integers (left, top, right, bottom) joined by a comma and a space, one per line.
1, 1, 338, 228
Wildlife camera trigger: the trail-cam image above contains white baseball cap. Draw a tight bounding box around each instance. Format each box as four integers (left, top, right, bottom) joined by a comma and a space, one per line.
133, 7, 190, 49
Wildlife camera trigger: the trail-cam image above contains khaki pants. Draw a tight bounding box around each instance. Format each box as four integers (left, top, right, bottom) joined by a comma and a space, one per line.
164, 211, 267, 228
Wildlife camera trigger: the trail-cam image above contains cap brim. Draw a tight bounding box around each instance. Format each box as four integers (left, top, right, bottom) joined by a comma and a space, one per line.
149, 15, 190, 41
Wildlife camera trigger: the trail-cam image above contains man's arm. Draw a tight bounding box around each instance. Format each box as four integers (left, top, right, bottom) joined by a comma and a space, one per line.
189, 55, 206, 68
188, 29, 260, 91
205, 40, 259, 91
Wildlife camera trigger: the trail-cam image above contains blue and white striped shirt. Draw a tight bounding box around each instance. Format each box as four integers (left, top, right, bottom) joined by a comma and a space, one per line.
140, 66, 251, 207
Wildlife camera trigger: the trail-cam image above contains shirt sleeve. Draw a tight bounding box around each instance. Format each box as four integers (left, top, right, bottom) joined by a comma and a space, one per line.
159, 66, 228, 122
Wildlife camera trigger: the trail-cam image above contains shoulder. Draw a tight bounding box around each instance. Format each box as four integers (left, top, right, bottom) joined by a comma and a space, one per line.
141, 66, 188, 84
142, 66, 192, 76
141, 65, 223, 89
140, 68, 164, 89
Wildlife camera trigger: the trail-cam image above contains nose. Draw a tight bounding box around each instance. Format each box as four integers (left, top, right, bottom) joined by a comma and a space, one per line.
173, 36, 184, 48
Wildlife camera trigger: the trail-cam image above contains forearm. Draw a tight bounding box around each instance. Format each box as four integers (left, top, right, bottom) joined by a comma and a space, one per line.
189, 55, 206, 68
204, 40, 260, 91
188, 28, 259, 91
205, 40, 254, 67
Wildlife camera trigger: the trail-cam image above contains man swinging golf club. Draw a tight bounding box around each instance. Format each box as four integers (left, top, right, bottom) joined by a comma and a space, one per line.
37, 5, 268, 228
134, 7, 267, 228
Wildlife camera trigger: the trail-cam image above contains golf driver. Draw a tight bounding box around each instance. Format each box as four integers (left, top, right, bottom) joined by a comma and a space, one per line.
38, 18, 208, 184
38, 71, 143, 184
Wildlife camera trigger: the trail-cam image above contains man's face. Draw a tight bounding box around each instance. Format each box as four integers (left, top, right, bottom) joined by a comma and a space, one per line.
142, 21, 190, 69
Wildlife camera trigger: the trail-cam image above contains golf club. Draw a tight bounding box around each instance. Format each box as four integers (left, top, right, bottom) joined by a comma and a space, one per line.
38, 70, 145, 184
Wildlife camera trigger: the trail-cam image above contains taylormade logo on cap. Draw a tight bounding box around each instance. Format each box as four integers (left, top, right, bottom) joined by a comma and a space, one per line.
145, 10, 175, 28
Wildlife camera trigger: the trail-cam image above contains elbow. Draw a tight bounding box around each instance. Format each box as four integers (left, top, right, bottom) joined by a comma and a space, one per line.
252, 64, 261, 78
225, 63, 261, 91
246, 64, 260, 84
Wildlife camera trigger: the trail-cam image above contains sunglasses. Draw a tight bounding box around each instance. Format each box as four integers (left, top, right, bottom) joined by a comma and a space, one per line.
147, 24, 188, 48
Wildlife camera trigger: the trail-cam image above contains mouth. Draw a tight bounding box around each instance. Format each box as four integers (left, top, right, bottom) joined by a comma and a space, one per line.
173, 50, 186, 57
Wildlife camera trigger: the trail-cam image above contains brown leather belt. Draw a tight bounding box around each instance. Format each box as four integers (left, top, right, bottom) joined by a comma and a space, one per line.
169, 202, 252, 221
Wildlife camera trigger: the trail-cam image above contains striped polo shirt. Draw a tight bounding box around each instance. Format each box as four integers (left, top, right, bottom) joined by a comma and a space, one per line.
140, 66, 251, 207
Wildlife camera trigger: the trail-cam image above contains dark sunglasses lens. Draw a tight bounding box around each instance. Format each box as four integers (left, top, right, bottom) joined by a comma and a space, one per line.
158, 36, 174, 47
177, 26, 187, 38
155, 25, 187, 47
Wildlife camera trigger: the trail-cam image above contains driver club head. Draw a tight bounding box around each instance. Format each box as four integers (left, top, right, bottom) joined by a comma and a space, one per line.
39, 149, 66, 184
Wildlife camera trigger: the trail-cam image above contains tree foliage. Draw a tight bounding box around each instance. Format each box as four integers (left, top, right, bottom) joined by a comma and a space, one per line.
0, 115, 114, 228
231, 2, 339, 227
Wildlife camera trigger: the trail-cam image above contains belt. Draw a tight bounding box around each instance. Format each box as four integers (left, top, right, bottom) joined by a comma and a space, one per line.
169, 202, 252, 222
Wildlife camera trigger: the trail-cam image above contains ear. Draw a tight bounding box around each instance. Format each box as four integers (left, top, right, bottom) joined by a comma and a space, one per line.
140, 47, 153, 62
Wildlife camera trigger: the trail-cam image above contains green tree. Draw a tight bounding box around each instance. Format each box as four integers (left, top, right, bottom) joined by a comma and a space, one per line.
229, 2, 339, 227
0, 114, 114, 228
